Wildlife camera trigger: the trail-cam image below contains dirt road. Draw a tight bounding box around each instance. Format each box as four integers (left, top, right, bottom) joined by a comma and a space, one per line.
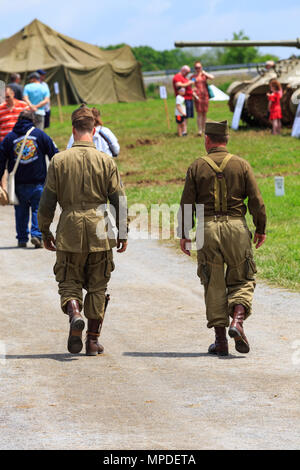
0, 205, 300, 450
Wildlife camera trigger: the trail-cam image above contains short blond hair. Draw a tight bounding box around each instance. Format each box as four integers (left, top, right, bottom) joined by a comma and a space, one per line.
71, 105, 94, 132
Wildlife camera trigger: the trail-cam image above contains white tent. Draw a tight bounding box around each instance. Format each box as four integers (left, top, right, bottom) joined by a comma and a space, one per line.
209, 85, 229, 101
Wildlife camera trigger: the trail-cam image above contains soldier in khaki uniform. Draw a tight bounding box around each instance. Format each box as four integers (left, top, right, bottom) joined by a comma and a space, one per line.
178, 120, 266, 356
38, 107, 128, 356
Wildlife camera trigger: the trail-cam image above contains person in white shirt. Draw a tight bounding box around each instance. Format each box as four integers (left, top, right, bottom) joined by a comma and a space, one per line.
67, 106, 120, 157
175, 88, 187, 137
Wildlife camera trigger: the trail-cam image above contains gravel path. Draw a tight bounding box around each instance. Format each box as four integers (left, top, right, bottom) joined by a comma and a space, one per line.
0, 205, 299, 450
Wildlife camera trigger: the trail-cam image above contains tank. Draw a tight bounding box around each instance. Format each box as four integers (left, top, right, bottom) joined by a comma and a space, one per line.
174, 40, 300, 127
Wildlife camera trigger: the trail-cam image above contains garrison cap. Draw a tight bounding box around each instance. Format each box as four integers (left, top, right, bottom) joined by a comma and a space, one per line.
205, 120, 229, 136
71, 105, 94, 127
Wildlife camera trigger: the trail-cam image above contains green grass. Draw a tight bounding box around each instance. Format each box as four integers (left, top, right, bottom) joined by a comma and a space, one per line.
246, 176, 300, 290
46, 99, 300, 291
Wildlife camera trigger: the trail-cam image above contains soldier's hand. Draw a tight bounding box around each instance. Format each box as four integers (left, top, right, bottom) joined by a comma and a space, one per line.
44, 235, 56, 251
180, 238, 191, 256
0, 187, 9, 206
117, 238, 128, 253
253, 232, 266, 249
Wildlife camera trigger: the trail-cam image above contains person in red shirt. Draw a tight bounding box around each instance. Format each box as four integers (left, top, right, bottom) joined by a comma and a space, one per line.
267, 79, 282, 135
172, 65, 195, 136
0, 86, 28, 188
0, 87, 28, 142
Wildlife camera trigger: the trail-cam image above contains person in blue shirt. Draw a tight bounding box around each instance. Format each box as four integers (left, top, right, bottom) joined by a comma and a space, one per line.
23, 72, 50, 130
0, 110, 58, 248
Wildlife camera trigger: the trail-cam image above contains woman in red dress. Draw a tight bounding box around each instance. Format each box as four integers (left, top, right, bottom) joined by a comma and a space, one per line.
267, 79, 282, 135
191, 62, 214, 136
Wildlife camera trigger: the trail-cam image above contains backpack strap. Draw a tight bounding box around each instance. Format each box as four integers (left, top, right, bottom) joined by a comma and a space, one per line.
11, 126, 35, 176
201, 154, 233, 213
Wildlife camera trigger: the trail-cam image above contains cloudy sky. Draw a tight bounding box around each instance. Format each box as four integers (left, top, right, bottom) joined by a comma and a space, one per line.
1, 0, 300, 59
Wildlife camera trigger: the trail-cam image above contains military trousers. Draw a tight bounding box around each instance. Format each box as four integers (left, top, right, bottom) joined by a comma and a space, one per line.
197, 216, 257, 328
53, 250, 115, 320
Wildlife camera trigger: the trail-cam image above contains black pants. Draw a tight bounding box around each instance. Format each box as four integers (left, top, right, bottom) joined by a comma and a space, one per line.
44, 110, 51, 129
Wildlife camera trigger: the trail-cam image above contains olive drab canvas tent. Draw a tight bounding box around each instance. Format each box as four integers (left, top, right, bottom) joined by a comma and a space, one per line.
0, 19, 146, 105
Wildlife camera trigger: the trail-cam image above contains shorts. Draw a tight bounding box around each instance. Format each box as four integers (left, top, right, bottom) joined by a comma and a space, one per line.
176, 115, 186, 124
185, 99, 194, 118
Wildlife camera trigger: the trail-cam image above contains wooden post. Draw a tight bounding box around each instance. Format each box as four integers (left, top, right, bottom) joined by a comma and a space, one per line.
160, 86, 170, 129
54, 82, 63, 123
56, 92, 63, 123
163, 98, 170, 129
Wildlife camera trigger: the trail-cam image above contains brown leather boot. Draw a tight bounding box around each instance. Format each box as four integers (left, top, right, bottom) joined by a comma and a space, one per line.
208, 327, 229, 356
66, 300, 85, 354
85, 319, 104, 356
228, 304, 250, 354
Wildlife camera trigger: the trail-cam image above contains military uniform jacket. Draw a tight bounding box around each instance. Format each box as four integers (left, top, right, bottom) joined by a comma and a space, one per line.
178, 147, 266, 236
38, 141, 127, 253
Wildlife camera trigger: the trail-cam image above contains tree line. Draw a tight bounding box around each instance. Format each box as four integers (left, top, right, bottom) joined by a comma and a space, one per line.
103, 31, 279, 72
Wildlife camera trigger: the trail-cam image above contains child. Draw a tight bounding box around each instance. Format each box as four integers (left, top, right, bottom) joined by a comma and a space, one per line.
175, 88, 187, 136
267, 79, 282, 135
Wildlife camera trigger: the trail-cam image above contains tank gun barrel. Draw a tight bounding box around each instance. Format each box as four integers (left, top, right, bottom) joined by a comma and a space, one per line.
174, 39, 300, 48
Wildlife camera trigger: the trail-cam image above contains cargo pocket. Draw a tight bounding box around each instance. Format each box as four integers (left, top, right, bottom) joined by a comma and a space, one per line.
245, 249, 257, 280
104, 250, 115, 279
197, 252, 210, 285
53, 261, 66, 283
65, 260, 81, 281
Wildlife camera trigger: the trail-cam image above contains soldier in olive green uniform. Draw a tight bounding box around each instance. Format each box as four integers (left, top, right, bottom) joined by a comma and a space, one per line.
178, 120, 266, 356
38, 107, 128, 356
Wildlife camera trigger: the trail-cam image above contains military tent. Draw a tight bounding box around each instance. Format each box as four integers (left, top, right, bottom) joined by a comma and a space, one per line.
0, 19, 146, 105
